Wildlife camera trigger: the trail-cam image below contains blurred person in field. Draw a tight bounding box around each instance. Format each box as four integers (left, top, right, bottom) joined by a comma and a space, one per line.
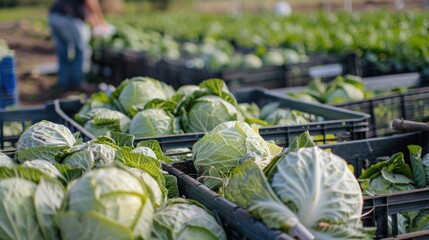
49, 0, 113, 92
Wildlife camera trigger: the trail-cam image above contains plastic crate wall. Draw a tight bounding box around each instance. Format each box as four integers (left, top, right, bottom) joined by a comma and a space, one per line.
0, 100, 94, 150
325, 132, 429, 239
334, 73, 429, 137
284, 53, 361, 87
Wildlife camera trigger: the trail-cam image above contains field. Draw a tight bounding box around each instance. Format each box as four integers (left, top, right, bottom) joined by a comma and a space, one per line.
0, 0, 426, 106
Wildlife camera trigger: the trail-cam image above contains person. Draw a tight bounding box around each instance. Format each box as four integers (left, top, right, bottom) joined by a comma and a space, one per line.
49, 0, 111, 92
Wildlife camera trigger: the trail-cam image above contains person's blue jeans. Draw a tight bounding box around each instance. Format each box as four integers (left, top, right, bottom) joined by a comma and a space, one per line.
48, 13, 91, 90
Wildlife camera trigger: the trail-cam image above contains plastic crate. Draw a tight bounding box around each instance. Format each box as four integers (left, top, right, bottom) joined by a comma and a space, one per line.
0, 99, 94, 150
167, 132, 429, 239
273, 72, 429, 137
121, 50, 161, 81
284, 53, 361, 87
92, 48, 124, 86
161, 53, 359, 92
334, 73, 429, 137
163, 163, 294, 240
323, 132, 429, 239
132, 88, 369, 150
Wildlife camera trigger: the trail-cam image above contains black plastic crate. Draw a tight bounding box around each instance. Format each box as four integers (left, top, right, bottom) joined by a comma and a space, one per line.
284, 53, 360, 87
273, 72, 429, 137
121, 49, 161, 81
0, 99, 94, 150
333, 73, 429, 137
323, 132, 429, 239
133, 88, 369, 150
99, 48, 124, 86
167, 132, 429, 239
163, 163, 294, 240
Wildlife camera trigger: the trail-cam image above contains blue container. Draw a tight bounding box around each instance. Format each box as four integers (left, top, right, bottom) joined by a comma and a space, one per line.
0, 55, 18, 108
0, 55, 17, 92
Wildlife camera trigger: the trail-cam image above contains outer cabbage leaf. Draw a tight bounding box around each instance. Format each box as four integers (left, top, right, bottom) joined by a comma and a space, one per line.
55, 211, 133, 240
34, 178, 66, 240
22, 159, 62, 178
224, 160, 313, 239
152, 198, 227, 240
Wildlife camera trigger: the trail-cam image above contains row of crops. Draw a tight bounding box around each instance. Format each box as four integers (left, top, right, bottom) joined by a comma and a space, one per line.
97, 10, 429, 76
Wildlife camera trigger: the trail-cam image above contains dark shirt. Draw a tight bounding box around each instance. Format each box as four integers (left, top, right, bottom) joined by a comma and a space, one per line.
50, 0, 87, 21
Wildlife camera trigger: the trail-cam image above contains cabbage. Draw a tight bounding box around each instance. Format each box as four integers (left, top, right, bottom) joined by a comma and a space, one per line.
224, 146, 373, 239
178, 79, 241, 133
57, 167, 154, 239
129, 109, 178, 137
112, 77, 175, 114
22, 160, 62, 178
193, 121, 281, 189
359, 152, 416, 195
83, 108, 131, 136
16, 121, 76, 163
281, 49, 301, 64
126, 166, 165, 207
0, 169, 66, 240
262, 50, 284, 66
182, 95, 239, 133
0, 152, 15, 167
242, 54, 263, 68
152, 198, 227, 240
63, 141, 117, 171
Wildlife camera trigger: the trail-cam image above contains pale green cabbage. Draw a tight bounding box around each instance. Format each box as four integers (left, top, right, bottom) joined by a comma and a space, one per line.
0, 152, 15, 167
113, 77, 175, 114
193, 121, 280, 189
22, 160, 61, 178
129, 109, 178, 137
16, 121, 76, 163
58, 167, 154, 239
0, 173, 65, 240
225, 146, 373, 239
152, 198, 227, 240
83, 108, 130, 136
181, 95, 239, 133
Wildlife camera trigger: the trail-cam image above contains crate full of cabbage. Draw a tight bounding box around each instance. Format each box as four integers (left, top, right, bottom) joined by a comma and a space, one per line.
57, 77, 369, 150
0, 120, 295, 240
166, 123, 429, 239
279, 72, 429, 137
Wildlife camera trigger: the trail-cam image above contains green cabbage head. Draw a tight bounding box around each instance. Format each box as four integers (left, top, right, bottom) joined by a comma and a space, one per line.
56, 167, 154, 240
152, 198, 227, 240
224, 147, 373, 239
129, 109, 179, 137
181, 95, 240, 133
193, 121, 280, 189
16, 121, 76, 163
113, 77, 175, 114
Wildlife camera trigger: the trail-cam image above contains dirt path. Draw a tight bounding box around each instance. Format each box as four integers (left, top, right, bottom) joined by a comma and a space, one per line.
0, 21, 85, 106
